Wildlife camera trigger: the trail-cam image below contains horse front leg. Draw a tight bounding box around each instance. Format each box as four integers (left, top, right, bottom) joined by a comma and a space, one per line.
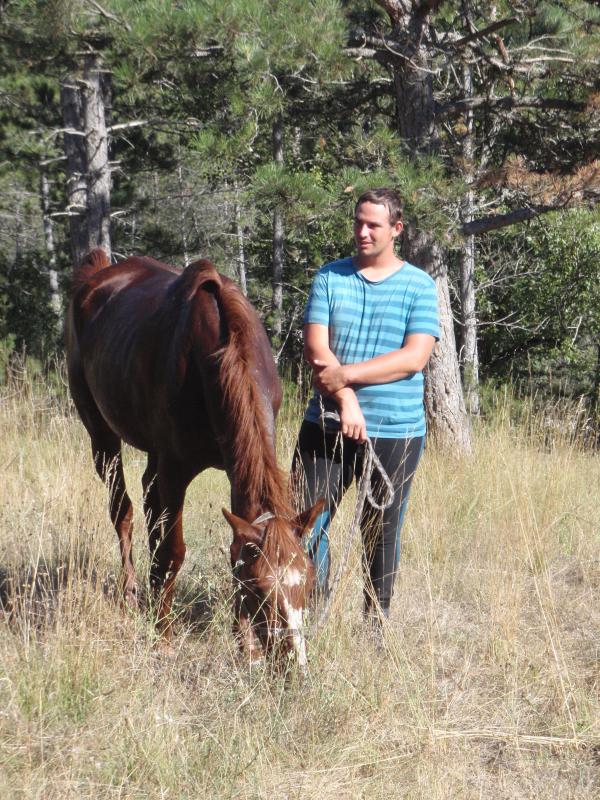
150, 462, 189, 638
92, 435, 138, 610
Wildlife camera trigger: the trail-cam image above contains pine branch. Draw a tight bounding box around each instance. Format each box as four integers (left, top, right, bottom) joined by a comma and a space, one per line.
447, 17, 519, 49
84, 0, 131, 32
463, 197, 599, 237
436, 95, 587, 118
463, 206, 555, 235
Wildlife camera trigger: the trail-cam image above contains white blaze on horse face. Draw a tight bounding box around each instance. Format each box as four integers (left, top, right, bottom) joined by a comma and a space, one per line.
283, 597, 307, 668
281, 566, 304, 588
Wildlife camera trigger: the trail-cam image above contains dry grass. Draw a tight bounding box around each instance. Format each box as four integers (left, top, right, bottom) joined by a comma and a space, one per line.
0, 365, 598, 799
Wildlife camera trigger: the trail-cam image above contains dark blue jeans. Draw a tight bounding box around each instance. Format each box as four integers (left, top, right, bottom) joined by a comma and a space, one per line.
292, 420, 424, 612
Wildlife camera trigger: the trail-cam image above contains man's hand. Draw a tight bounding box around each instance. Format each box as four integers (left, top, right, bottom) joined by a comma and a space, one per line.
338, 391, 367, 443
312, 360, 348, 395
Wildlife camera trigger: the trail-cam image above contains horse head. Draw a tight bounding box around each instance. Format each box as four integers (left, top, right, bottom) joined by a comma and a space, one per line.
223, 500, 324, 670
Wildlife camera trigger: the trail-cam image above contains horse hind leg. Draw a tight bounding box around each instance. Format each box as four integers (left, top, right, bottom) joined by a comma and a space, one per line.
91, 433, 138, 609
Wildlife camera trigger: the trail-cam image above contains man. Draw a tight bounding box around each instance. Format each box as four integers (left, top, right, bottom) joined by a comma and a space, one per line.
292, 187, 439, 624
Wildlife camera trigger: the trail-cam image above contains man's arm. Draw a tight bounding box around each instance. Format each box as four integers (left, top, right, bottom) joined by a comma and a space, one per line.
311, 333, 435, 395
303, 323, 367, 442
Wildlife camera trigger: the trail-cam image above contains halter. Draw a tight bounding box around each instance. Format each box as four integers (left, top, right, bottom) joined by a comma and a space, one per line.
252, 511, 276, 526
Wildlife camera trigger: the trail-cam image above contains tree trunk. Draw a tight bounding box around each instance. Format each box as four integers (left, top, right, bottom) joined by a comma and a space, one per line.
404, 226, 471, 451
13, 182, 22, 264
60, 55, 111, 267
60, 76, 88, 266
459, 213, 479, 415
383, 2, 471, 451
271, 115, 284, 345
177, 161, 190, 266
82, 54, 111, 260
458, 56, 479, 415
39, 164, 62, 324
234, 177, 247, 296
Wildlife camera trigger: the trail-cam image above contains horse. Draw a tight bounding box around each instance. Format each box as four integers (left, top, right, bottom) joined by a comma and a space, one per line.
65, 249, 323, 668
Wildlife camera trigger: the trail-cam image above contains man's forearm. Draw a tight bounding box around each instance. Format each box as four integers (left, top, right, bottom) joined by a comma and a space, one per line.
310, 334, 435, 395
342, 347, 420, 386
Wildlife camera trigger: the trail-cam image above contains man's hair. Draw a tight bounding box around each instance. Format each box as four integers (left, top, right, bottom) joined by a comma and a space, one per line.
355, 188, 404, 225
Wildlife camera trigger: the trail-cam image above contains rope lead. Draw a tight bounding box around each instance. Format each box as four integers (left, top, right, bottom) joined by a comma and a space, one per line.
315, 410, 395, 628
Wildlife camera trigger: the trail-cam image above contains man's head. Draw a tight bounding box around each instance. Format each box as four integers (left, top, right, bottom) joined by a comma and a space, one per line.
354, 188, 404, 225
353, 188, 404, 263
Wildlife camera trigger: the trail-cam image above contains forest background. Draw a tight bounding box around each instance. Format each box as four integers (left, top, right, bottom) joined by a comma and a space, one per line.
1, 0, 599, 447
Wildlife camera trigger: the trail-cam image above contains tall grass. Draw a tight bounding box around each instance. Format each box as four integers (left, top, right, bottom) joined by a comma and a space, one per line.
1, 363, 598, 799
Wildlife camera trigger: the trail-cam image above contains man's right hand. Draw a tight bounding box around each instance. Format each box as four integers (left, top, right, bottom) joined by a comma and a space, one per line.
338, 391, 367, 443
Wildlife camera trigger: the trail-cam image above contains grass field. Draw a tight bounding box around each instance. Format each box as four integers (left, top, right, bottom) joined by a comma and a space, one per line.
1, 365, 599, 799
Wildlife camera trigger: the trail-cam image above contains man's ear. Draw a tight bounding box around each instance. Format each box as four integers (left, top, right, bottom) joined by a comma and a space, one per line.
222, 508, 265, 564
392, 220, 403, 239
292, 498, 326, 540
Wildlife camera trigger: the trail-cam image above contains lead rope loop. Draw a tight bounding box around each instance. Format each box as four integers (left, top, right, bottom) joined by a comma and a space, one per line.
315, 410, 395, 628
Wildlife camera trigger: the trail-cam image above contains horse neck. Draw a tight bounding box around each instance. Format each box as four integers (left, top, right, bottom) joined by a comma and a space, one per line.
215, 291, 290, 523
225, 397, 284, 519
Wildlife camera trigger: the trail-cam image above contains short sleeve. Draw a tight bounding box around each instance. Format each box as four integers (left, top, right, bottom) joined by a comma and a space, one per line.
405, 276, 440, 340
303, 269, 330, 326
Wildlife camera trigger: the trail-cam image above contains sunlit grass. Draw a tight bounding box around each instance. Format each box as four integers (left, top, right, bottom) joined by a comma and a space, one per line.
0, 364, 598, 798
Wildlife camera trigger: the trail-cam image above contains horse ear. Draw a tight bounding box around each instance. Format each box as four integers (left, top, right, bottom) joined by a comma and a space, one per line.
222, 508, 265, 561
293, 498, 325, 540
223, 508, 265, 566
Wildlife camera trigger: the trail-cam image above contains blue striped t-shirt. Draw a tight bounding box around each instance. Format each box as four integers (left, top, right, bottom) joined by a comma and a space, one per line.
304, 257, 440, 438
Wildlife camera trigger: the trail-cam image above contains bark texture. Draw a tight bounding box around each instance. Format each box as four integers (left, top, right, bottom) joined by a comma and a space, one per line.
60, 76, 89, 266
404, 226, 471, 451
458, 55, 479, 415
82, 54, 111, 260
60, 54, 111, 267
39, 166, 62, 324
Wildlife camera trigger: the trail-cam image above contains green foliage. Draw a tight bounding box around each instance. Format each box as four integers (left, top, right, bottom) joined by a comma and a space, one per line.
1, 0, 598, 406
249, 164, 330, 221
0, 252, 62, 360
479, 209, 600, 401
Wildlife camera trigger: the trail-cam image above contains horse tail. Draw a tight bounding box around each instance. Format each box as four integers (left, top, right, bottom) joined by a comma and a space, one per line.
71, 248, 111, 295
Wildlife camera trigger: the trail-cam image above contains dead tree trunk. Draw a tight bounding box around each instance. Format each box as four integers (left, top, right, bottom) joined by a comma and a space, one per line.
60, 76, 89, 266
39, 163, 62, 324
458, 57, 480, 415
271, 115, 284, 345
234, 177, 247, 296
82, 54, 111, 260
60, 54, 111, 267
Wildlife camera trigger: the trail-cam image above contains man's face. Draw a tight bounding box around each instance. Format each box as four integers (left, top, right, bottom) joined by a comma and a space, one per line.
353, 201, 403, 260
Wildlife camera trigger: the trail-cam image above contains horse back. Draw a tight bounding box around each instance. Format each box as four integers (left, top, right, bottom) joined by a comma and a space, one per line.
67, 252, 282, 483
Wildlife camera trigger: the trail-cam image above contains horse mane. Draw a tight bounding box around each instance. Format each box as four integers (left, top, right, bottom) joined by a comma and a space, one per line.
71, 248, 111, 296
214, 278, 292, 521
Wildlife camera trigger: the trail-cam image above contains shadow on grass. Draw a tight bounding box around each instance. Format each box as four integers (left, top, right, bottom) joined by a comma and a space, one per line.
0, 544, 224, 640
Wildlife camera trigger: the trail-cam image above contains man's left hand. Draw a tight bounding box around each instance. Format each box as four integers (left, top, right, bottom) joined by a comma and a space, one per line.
312, 360, 348, 394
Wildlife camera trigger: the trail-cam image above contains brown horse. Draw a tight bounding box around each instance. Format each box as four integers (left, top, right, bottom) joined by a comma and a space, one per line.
65, 249, 322, 667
